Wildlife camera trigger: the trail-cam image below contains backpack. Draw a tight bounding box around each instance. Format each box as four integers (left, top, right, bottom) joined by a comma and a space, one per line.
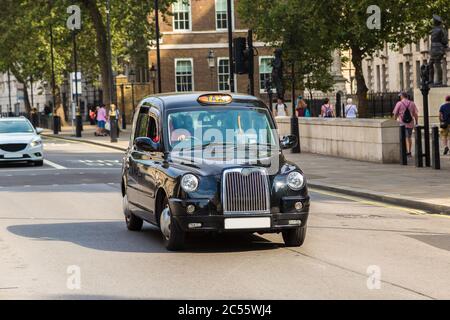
323, 105, 333, 118
305, 108, 311, 118
402, 102, 413, 124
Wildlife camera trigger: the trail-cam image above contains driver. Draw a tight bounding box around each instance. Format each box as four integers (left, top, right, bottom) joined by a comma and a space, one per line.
169, 114, 192, 143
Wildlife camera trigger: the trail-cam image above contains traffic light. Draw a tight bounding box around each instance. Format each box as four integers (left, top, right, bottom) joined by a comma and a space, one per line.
233, 37, 248, 74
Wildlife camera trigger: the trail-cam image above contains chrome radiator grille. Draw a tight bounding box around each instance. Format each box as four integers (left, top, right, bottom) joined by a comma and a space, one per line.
222, 168, 270, 214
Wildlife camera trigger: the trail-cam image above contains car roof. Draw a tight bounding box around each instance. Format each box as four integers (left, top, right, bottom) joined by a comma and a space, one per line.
141, 92, 267, 111
0, 117, 29, 122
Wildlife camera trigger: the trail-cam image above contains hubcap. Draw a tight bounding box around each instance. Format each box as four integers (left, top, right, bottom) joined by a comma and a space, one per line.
160, 206, 171, 240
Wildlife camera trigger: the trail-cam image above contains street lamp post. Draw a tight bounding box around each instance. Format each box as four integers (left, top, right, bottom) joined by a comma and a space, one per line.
207, 49, 216, 87
150, 64, 157, 94
129, 69, 136, 114
7, 70, 12, 117
155, 0, 162, 93
420, 63, 431, 167
49, 24, 59, 134
227, 0, 234, 93
290, 61, 301, 154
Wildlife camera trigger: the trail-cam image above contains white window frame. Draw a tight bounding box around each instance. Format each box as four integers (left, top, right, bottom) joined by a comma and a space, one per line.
217, 57, 230, 92
172, 0, 192, 32
259, 56, 274, 94
174, 58, 194, 92
215, 0, 230, 31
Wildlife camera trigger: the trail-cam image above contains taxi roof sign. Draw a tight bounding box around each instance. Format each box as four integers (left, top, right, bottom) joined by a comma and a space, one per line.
198, 94, 233, 105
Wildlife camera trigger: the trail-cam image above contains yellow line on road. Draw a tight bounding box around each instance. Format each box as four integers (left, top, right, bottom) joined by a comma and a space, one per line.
308, 187, 450, 218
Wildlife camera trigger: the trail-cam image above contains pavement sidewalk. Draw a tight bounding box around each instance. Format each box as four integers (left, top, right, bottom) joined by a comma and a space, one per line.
43, 125, 450, 215
42, 124, 130, 151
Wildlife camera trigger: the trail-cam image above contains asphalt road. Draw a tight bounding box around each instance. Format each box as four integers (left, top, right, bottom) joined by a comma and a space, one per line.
0, 138, 449, 300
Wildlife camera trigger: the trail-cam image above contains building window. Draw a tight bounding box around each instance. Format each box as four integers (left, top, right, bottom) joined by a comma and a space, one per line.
215, 0, 228, 30
175, 59, 193, 92
367, 65, 373, 91
416, 60, 421, 88
382, 64, 387, 92
173, 0, 190, 31
399, 63, 404, 91
376, 65, 381, 92
405, 61, 412, 90
217, 58, 230, 91
259, 57, 273, 92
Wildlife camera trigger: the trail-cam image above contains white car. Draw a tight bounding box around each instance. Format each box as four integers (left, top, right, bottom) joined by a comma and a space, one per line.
0, 117, 44, 166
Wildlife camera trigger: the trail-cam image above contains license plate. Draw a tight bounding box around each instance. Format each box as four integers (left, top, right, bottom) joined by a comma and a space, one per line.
224, 217, 271, 230
4, 153, 22, 159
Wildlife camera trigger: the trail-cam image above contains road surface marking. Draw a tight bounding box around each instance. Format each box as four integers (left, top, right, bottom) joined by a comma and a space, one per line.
310, 188, 428, 216
44, 160, 67, 170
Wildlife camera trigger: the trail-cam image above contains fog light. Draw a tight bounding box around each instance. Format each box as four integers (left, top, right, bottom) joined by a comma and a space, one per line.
186, 204, 196, 214
188, 223, 202, 229
294, 202, 303, 211
289, 220, 302, 226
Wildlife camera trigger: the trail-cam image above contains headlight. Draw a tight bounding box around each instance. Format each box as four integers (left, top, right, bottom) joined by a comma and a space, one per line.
181, 174, 199, 193
30, 139, 42, 148
287, 172, 304, 190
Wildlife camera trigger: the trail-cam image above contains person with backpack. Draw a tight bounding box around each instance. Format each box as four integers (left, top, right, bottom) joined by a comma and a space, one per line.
439, 95, 450, 155
393, 92, 419, 157
344, 98, 358, 118
320, 98, 335, 118
274, 98, 288, 118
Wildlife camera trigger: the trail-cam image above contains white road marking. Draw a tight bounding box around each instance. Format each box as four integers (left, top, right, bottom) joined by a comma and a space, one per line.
44, 159, 67, 170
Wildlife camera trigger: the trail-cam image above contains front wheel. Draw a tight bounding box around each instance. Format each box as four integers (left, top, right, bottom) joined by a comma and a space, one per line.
282, 226, 307, 247
33, 160, 44, 167
160, 199, 185, 251
123, 193, 143, 231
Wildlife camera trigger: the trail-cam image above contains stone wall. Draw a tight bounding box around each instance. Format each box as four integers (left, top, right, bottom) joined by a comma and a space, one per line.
276, 117, 401, 163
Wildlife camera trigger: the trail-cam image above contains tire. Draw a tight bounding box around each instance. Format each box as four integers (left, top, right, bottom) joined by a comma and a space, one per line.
123, 193, 143, 231
282, 226, 307, 247
34, 160, 44, 167
160, 198, 185, 251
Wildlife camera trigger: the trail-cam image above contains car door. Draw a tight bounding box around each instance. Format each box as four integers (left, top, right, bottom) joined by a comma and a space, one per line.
126, 106, 149, 213
135, 107, 162, 224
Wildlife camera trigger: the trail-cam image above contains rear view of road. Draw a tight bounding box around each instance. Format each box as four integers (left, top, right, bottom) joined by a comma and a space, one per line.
0, 138, 449, 299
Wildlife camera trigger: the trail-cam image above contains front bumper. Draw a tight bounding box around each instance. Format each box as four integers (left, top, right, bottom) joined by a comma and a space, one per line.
0, 146, 44, 162
169, 197, 310, 233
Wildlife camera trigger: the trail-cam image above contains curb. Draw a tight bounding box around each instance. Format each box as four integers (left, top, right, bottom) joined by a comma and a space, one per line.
308, 182, 450, 216
42, 134, 127, 152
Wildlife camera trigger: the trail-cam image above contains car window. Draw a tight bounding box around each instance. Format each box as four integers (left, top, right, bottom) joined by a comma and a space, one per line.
135, 108, 149, 139
0, 121, 34, 134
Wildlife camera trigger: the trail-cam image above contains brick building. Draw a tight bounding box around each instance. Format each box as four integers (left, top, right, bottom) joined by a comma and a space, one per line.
149, 0, 273, 98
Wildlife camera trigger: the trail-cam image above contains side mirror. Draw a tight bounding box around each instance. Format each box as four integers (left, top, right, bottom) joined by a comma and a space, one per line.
280, 135, 298, 150
36, 128, 44, 135
134, 137, 160, 153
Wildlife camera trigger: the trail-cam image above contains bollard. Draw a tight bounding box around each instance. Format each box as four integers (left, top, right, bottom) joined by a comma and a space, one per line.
75, 111, 82, 138
290, 117, 301, 154
432, 126, 441, 170
400, 125, 407, 165
53, 116, 60, 134
415, 126, 423, 168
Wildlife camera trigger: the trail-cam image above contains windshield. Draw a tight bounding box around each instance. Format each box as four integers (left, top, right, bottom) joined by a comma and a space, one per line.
0, 121, 34, 134
167, 107, 277, 151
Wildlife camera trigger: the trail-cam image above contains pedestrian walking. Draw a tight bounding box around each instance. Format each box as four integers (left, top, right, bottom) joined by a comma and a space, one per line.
393, 91, 419, 157
344, 98, 358, 118
296, 95, 308, 117
439, 95, 450, 155
274, 98, 288, 117
320, 98, 335, 118
89, 107, 96, 125
95, 104, 107, 136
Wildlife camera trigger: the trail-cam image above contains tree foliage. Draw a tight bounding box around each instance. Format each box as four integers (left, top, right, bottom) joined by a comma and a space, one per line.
0, 0, 175, 113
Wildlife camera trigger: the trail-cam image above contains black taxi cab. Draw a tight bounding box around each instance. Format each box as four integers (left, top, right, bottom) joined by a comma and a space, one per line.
121, 92, 310, 251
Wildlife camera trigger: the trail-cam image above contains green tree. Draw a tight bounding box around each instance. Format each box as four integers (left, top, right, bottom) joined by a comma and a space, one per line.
237, 0, 336, 96
327, 0, 431, 116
